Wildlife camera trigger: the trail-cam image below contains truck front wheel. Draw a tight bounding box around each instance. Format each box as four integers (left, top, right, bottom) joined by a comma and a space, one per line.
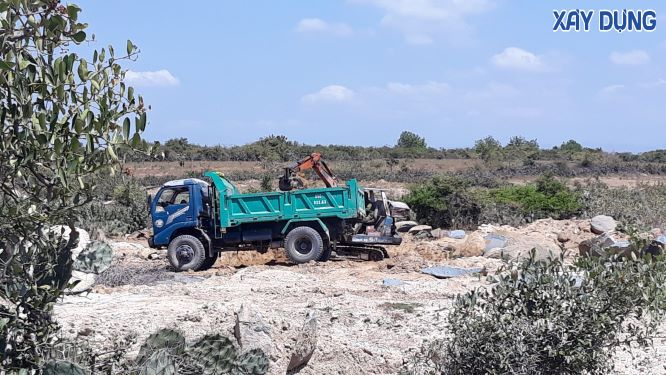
167, 235, 207, 271
285, 226, 324, 264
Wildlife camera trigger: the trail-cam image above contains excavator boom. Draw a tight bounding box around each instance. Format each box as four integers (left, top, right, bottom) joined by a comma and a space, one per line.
279, 152, 338, 191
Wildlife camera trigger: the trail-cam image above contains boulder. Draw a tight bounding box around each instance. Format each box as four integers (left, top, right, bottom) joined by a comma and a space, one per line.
579, 233, 633, 258
484, 234, 508, 252
454, 232, 485, 257
287, 311, 318, 371
590, 215, 617, 234
408, 225, 432, 234
234, 304, 273, 356
69, 270, 96, 294
485, 236, 561, 262
395, 221, 418, 233
430, 228, 446, 239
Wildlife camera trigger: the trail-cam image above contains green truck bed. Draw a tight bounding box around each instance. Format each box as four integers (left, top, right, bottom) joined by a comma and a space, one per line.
204, 171, 365, 230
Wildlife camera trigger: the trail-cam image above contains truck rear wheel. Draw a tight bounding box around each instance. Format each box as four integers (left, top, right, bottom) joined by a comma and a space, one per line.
167, 235, 207, 271
199, 252, 219, 271
285, 226, 324, 264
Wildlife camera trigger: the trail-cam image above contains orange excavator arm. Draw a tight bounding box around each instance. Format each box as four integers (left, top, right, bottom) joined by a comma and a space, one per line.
279, 152, 338, 191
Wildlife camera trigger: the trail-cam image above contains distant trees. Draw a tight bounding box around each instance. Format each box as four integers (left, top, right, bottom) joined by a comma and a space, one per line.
474, 136, 503, 163
397, 131, 427, 149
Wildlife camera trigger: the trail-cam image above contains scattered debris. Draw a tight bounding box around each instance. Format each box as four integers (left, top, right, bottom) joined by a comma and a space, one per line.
421, 265, 482, 279
287, 311, 318, 372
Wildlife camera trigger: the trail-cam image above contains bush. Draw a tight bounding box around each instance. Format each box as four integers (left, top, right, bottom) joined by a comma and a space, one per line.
482, 174, 582, 221
403, 176, 481, 229
403, 252, 666, 375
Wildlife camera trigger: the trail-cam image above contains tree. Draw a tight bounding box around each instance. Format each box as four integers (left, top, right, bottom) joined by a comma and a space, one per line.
474, 136, 503, 164
397, 131, 427, 149
0, 0, 149, 370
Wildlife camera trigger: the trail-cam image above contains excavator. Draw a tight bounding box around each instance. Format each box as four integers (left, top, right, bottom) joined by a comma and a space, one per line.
278, 152, 337, 191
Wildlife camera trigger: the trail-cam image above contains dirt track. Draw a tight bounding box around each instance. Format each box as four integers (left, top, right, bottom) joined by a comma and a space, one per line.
54, 232, 666, 374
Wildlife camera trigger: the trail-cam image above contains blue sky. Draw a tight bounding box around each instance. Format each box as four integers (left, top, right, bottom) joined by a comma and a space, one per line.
75, 0, 665, 151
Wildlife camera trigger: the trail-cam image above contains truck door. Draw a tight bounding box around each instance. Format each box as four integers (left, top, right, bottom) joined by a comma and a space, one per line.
151, 186, 193, 238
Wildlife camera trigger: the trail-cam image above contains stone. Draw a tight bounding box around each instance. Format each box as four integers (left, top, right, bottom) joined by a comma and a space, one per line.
557, 232, 571, 243
68, 270, 96, 294
448, 230, 466, 239
421, 266, 482, 279
578, 221, 591, 233
382, 278, 405, 286
287, 311, 318, 371
147, 252, 162, 260
579, 233, 633, 258
430, 228, 446, 238
590, 215, 617, 234
234, 304, 273, 356
408, 225, 433, 234
454, 232, 485, 257
650, 228, 663, 238
395, 221, 418, 233
485, 236, 561, 262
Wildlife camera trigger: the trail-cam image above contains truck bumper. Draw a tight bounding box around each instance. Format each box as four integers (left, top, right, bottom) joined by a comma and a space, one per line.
348, 234, 402, 245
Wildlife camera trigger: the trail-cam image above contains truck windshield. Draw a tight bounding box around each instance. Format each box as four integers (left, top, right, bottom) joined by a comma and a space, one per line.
156, 187, 189, 211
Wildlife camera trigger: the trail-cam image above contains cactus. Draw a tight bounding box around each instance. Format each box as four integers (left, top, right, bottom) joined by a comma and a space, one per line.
235, 348, 270, 375
42, 360, 89, 375
73, 241, 113, 274
139, 349, 176, 375
137, 329, 186, 364
187, 334, 238, 374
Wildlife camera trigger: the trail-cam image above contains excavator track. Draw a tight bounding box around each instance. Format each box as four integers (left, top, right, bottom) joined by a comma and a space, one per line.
331, 245, 389, 262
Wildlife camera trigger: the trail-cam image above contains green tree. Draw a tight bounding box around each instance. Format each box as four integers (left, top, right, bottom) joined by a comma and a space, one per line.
397, 131, 427, 149
474, 136, 503, 164
0, 0, 149, 370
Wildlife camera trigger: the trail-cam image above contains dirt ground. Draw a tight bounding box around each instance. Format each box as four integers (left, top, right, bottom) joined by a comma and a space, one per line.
53, 222, 666, 375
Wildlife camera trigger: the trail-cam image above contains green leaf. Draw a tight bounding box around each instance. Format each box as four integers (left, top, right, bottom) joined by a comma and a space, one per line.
0, 60, 14, 70
77, 60, 89, 81
107, 145, 118, 161
67, 4, 82, 20
72, 31, 86, 43
123, 117, 130, 139
128, 86, 134, 100
126, 40, 134, 55
136, 112, 146, 132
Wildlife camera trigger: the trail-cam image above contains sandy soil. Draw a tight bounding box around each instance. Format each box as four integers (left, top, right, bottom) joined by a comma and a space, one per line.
54, 225, 666, 375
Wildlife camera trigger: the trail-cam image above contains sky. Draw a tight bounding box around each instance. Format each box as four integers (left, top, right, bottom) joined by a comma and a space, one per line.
74, 0, 666, 152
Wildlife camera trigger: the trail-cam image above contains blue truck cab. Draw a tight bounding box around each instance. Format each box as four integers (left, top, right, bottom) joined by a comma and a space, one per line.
147, 172, 407, 272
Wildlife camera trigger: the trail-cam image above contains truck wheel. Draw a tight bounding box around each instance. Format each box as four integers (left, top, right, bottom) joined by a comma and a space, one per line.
199, 252, 219, 271
167, 235, 206, 271
285, 226, 324, 264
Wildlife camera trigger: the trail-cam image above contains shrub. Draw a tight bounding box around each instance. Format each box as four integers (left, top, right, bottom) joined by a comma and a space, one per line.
403, 252, 666, 375
403, 176, 480, 229
482, 174, 582, 221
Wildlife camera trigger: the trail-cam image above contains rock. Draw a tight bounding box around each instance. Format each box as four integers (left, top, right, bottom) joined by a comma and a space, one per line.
68, 270, 96, 294
590, 215, 617, 234
147, 252, 163, 260
448, 230, 466, 239
454, 232, 485, 257
557, 232, 571, 243
382, 278, 405, 286
395, 221, 418, 233
578, 221, 591, 233
579, 233, 633, 258
485, 236, 561, 262
650, 228, 663, 238
408, 225, 432, 234
234, 304, 273, 356
287, 311, 318, 371
430, 228, 446, 238
413, 231, 433, 240
484, 234, 508, 252
421, 266, 482, 279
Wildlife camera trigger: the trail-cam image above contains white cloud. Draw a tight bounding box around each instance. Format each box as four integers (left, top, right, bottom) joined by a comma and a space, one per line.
599, 84, 625, 95
352, 0, 494, 44
491, 47, 544, 71
295, 18, 353, 37
302, 85, 355, 103
386, 81, 449, 94
609, 50, 650, 66
124, 70, 179, 87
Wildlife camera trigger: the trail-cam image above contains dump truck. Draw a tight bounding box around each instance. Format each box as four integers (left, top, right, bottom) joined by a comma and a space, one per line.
147, 155, 409, 271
